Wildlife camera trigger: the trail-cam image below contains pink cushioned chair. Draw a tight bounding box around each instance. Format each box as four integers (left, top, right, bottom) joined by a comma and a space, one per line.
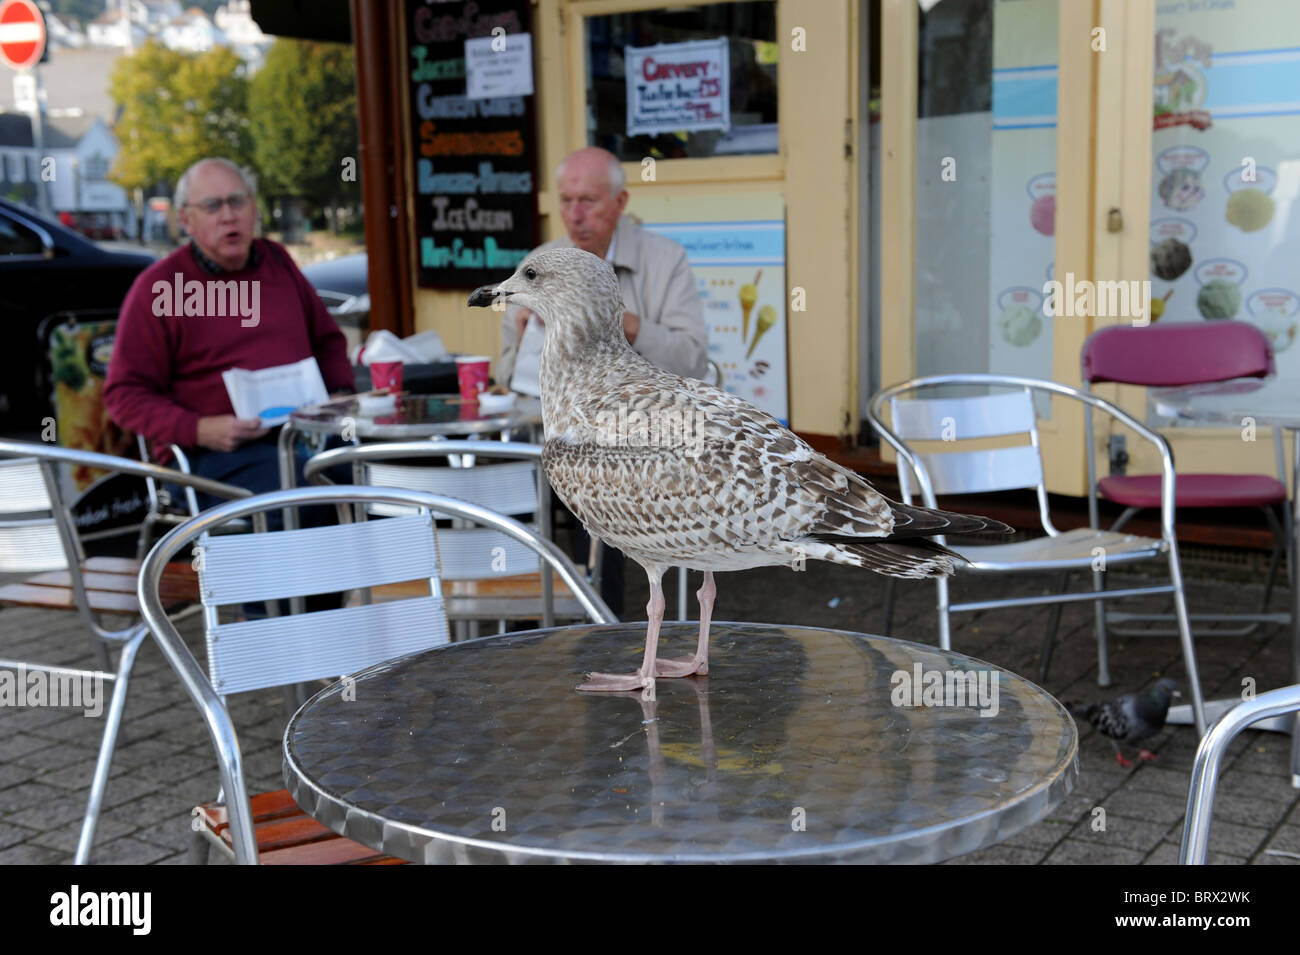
1081, 321, 1290, 685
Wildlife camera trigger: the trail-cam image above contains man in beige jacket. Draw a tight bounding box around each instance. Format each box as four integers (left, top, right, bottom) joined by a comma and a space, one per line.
496, 146, 709, 390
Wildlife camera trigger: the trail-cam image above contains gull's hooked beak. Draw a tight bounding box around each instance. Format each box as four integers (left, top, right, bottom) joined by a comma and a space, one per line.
467, 284, 504, 308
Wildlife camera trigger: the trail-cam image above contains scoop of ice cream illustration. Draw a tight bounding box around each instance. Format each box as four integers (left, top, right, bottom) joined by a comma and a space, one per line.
1225, 187, 1274, 232
739, 270, 761, 341
1197, 279, 1242, 319
1158, 168, 1205, 211
1030, 194, 1055, 236
1150, 237, 1192, 281
1250, 312, 1297, 353
747, 305, 778, 358
998, 304, 1042, 347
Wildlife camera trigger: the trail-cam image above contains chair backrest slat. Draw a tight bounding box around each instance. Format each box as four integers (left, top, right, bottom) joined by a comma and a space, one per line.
432, 528, 539, 579
0, 520, 68, 573
1082, 321, 1273, 386
199, 513, 437, 605
206, 596, 448, 695
916, 445, 1045, 496
892, 391, 1036, 440
364, 460, 538, 516
0, 458, 55, 513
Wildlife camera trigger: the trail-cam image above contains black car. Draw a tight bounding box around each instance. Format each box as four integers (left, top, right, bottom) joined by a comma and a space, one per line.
0, 198, 154, 435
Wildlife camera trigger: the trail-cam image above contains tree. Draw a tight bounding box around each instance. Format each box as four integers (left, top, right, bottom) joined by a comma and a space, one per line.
248, 38, 359, 226
109, 40, 253, 194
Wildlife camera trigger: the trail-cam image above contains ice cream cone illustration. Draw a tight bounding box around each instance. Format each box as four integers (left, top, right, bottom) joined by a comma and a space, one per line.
748, 305, 778, 358
1151, 288, 1173, 323
740, 270, 761, 340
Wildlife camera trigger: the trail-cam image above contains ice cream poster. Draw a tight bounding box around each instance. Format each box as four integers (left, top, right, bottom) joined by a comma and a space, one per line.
642, 217, 788, 424
1148, 0, 1300, 371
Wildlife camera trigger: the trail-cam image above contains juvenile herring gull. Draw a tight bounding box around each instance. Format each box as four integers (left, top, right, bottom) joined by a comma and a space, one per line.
469, 248, 1011, 694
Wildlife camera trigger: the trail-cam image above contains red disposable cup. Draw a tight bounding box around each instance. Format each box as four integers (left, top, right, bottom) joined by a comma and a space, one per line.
455, 355, 490, 400
370, 361, 403, 393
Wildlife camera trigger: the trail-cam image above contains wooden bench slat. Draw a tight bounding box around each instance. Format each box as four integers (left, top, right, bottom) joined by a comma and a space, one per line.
196, 788, 406, 864
257, 837, 397, 865
0, 561, 198, 615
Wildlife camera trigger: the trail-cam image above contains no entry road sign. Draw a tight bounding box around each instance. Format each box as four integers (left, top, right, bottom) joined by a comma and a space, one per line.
0, 0, 45, 71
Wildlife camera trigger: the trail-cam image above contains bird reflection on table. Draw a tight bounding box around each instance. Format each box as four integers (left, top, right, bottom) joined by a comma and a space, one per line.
283, 623, 1077, 864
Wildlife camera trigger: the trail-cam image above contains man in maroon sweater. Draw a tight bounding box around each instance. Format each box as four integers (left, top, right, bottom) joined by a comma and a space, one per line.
105, 158, 353, 505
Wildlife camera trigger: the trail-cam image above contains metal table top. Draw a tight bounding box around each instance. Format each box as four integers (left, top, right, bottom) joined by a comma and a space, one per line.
283, 622, 1078, 864
289, 393, 542, 439
1151, 377, 1300, 429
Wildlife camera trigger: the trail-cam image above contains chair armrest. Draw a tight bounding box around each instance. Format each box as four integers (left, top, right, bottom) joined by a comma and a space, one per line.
0, 439, 251, 505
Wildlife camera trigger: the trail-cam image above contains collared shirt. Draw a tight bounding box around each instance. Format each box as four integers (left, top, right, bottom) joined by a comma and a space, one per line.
189, 239, 261, 275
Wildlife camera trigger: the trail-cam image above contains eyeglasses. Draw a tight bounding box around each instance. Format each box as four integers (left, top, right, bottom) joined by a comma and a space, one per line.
188, 193, 250, 215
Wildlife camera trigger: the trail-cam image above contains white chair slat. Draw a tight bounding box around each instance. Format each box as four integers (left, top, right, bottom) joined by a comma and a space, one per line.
0, 458, 55, 513
206, 595, 448, 695
0, 520, 69, 573
893, 391, 1036, 441
364, 460, 538, 516
199, 513, 436, 605
918, 445, 1044, 496
434, 529, 539, 579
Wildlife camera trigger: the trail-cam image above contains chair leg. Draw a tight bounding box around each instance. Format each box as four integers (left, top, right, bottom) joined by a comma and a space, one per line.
1038, 572, 1071, 683
1166, 544, 1208, 738
936, 577, 952, 651
881, 578, 896, 634
74, 625, 147, 865
1259, 505, 1285, 616
1092, 567, 1110, 688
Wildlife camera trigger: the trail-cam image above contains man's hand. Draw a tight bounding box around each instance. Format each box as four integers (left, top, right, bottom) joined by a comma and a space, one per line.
622, 310, 641, 344
197, 415, 269, 452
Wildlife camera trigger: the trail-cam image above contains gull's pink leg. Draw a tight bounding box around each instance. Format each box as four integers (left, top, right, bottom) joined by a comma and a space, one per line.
656, 570, 713, 677
578, 566, 666, 694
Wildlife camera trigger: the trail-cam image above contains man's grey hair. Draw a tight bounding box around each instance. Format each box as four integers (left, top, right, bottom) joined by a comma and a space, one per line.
174, 158, 258, 208
555, 150, 625, 197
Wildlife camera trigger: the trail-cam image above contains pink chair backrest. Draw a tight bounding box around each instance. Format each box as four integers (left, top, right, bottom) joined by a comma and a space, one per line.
1081, 321, 1275, 386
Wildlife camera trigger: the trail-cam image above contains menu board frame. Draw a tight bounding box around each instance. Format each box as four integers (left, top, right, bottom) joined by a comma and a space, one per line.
406, 0, 540, 289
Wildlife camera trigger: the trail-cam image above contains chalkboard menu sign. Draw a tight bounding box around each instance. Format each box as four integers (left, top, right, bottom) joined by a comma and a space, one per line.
406, 0, 539, 288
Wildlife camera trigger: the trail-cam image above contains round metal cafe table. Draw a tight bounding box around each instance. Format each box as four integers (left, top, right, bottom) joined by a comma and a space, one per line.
283, 623, 1078, 864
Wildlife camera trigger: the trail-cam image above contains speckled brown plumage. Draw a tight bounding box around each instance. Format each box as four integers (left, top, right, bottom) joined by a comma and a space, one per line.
469, 248, 1010, 693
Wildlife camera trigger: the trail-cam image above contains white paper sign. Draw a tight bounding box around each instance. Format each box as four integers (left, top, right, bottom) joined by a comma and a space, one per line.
626, 38, 729, 137
509, 313, 544, 397
465, 33, 534, 100
222, 357, 328, 427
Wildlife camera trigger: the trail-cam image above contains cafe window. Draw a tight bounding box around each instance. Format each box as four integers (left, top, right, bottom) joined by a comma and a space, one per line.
584, 1, 778, 161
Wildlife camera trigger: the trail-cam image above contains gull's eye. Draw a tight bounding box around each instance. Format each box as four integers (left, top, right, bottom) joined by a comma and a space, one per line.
524, 267, 538, 281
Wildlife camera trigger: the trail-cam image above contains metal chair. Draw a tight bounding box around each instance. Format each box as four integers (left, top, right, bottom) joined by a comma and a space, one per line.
304, 440, 592, 631
1082, 321, 1291, 644
0, 439, 249, 865
138, 484, 613, 864
867, 374, 1207, 737
1180, 683, 1300, 863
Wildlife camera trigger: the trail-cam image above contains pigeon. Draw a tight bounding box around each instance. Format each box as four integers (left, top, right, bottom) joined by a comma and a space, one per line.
1068, 679, 1180, 766
468, 248, 1012, 695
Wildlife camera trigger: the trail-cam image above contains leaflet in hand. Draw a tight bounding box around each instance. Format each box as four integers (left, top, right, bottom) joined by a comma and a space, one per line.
222, 357, 329, 426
